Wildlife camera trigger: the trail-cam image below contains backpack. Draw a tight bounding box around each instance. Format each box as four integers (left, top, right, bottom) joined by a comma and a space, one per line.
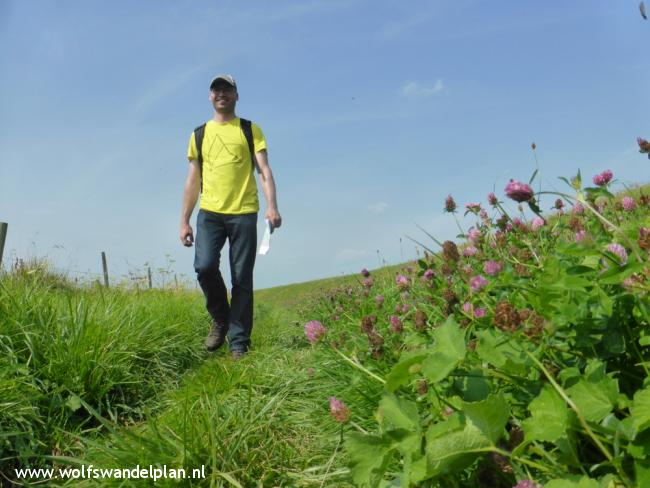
193, 118, 257, 193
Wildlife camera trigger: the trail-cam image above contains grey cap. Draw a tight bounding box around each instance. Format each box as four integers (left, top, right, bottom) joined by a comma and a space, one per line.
210, 74, 237, 90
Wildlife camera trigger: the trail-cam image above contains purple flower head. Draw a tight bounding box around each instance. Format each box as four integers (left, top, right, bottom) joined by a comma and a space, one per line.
396, 274, 410, 289
360, 268, 370, 277
465, 202, 482, 213
554, 198, 564, 210
505, 179, 534, 202
375, 295, 385, 307
606, 243, 628, 265
575, 230, 587, 243
572, 202, 585, 214
474, 307, 486, 318
304, 320, 327, 344
423, 269, 435, 280
531, 217, 545, 231
483, 260, 503, 276
463, 246, 479, 257
470, 275, 488, 292
513, 481, 542, 488
593, 169, 613, 187
389, 315, 403, 333
622, 196, 636, 211
467, 227, 482, 243
329, 396, 350, 423
488, 192, 498, 206
462, 301, 472, 313
479, 209, 489, 220
444, 195, 457, 213
362, 278, 374, 289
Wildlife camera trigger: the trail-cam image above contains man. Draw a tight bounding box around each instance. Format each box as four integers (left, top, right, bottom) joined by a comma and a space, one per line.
179, 74, 281, 360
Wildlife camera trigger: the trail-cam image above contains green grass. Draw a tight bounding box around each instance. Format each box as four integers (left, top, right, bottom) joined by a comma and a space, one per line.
0, 262, 386, 487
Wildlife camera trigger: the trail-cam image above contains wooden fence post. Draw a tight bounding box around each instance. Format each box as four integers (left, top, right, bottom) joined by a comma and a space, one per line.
148, 267, 152, 289
0, 222, 7, 269
101, 251, 109, 288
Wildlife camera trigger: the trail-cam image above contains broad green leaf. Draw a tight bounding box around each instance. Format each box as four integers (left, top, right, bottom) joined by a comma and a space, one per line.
550, 274, 591, 292
635, 460, 650, 487
378, 394, 420, 433
598, 262, 645, 285
476, 329, 530, 374
462, 393, 510, 444
458, 369, 491, 402
424, 419, 491, 477
545, 477, 600, 488
567, 375, 618, 423
385, 352, 428, 392
422, 316, 465, 384
346, 433, 394, 488
65, 394, 82, 412
631, 387, 650, 433
523, 385, 569, 442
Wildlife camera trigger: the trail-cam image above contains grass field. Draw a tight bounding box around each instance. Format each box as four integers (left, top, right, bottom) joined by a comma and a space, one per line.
0, 263, 390, 487
2, 181, 649, 487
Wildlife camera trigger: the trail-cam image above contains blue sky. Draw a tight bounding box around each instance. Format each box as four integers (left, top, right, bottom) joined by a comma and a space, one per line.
1, 0, 648, 289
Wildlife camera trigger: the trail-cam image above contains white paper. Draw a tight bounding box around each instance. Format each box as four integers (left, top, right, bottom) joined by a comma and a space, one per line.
258, 219, 271, 255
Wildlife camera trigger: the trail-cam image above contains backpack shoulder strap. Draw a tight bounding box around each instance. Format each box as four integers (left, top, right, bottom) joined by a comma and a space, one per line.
239, 118, 257, 172
193, 124, 206, 193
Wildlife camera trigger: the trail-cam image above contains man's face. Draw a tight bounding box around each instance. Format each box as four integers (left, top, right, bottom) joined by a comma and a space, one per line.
209, 82, 238, 112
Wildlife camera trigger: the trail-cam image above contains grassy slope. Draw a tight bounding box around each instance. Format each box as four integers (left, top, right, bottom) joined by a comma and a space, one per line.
66, 268, 404, 487
7, 183, 648, 486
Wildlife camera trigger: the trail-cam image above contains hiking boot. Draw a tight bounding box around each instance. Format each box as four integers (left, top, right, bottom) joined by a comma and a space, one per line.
231, 349, 247, 361
205, 321, 229, 351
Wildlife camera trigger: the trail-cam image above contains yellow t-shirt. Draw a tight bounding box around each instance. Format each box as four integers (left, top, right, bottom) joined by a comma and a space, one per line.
187, 118, 266, 214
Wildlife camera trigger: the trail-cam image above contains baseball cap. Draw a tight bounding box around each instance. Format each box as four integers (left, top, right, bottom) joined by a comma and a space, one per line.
210, 74, 237, 90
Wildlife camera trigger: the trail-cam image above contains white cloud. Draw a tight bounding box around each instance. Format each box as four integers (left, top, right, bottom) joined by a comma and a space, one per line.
402, 79, 445, 98
367, 201, 388, 214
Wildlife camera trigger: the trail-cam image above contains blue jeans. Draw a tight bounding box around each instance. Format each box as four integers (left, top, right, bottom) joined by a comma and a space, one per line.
194, 209, 257, 352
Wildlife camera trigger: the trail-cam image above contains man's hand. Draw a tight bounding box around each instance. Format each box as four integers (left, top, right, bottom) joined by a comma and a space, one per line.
180, 223, 194, 247
265, 208, 282, 231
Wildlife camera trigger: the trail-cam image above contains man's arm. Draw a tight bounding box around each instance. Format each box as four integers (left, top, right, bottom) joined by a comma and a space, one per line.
254, 150, 282, 229
180, 160, 201, 246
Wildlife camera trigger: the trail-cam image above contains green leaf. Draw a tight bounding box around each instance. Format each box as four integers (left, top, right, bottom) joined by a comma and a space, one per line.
523, 385, 569, 442
424, 419, 491, 477
458, 369, 491, 402
346, 433, 394, 488
567, 374, 618, 423
385, 352, 428, 392
635, 460, 650, 487
476, 329, 530, 374
527, 199, 541, 215
65, 394, 82, 412
422, 316, 466, 384
462, 393, 510, 444
544, 477, 599, 488
378, 394, 420, 433
529, 168, 539, 185
640, 334, 650, 347
631, 387, 650, 433
598, 262, 646, 285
